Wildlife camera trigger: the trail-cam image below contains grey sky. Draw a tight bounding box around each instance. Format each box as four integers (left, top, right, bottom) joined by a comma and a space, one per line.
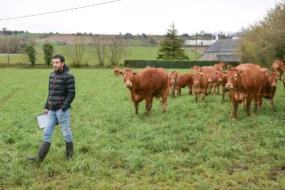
0, 0, 279, 35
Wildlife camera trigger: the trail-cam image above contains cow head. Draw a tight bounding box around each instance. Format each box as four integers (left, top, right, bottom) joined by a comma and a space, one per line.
225, 68, 243, 89
193, 72, 205, 85
120, 68, 137, 88
268, 73, 278, 87
191, 65, 200, 73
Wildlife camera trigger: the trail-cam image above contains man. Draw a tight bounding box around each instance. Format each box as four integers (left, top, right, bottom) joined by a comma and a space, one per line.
27, 55, 76, 161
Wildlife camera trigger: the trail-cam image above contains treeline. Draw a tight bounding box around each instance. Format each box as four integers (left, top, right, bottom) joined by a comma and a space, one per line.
0, 36, 35, 54
239, 1, 285, 66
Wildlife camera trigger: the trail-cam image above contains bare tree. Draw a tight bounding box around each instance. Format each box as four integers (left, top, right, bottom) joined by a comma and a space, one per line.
65, 36, 86, 67
108, 37, 126, 65
92, 36, 108, 66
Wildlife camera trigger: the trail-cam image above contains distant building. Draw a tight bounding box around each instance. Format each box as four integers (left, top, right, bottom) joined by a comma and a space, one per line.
185, 36, 218, 47
196, 39, 240, 61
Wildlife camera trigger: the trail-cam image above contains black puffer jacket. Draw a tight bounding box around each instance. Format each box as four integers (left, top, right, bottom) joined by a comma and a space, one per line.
44, 64, 76, 111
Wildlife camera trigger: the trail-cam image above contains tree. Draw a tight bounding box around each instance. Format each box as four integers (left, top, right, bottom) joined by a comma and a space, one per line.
157, 23, 189, 60
43, 42, 54, 66
108, 37, 126, 65
93, 36, 108, 66
65, 36, 86, 67
25, 45, 36, 65
239, 1, 285, 65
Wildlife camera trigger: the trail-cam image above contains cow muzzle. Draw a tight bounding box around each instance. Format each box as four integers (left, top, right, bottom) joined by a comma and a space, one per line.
195, 81, 199, 85
125, 82, 132, 87
225, 83, 233, 89
271, 83, 277, 87
218, 79, 223, 82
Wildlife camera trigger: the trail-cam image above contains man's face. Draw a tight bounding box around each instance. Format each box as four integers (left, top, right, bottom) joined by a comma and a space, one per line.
53, 58, 64, 71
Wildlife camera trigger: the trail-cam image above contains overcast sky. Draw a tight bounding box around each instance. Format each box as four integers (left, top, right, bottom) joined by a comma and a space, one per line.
0, 0, 279, 35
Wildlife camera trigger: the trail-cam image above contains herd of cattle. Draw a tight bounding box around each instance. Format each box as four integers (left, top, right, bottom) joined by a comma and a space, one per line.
113, 60, 285, 120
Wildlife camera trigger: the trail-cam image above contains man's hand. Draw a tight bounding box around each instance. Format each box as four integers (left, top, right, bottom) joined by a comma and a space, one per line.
44, 109, 49, 115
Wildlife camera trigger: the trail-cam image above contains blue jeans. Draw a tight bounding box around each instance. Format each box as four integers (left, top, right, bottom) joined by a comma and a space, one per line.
43, 108, 73, 143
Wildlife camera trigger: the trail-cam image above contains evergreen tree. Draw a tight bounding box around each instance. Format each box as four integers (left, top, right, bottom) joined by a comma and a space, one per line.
157, 23, 189, 60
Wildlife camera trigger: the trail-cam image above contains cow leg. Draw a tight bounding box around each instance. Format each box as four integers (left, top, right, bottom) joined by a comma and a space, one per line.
194, 91, 198, 102
188, 84, 193, 95
217, 84, 220, 95
177, 87, 182, 96
269, 98, 274, 110
134, 102, 139, 115
213, 84, 217, 95
222, 87, 226, 102
145, 97, 153, 117
202, 89, 207, 102
162, 92, 168, 113
230, 92, 238, 120
246, 96, 253, 117
258, 97, 263, 109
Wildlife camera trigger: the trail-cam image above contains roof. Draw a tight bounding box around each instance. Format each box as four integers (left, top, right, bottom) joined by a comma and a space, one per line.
205, 39, 239, 53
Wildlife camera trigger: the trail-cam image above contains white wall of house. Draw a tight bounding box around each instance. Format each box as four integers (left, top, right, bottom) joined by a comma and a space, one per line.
185, 39, 216, 46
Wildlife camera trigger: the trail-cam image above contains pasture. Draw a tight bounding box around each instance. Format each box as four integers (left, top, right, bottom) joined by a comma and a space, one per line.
0, 68, 284, 189
0, 45, 200, 65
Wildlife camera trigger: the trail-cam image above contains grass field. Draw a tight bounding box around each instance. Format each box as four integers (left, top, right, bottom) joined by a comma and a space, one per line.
0, 45, 200, 65
0, 68, 284, 189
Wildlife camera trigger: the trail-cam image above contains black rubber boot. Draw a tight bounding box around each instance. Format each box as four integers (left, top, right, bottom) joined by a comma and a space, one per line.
26, 141, 51, 161
66, 142, 73, 161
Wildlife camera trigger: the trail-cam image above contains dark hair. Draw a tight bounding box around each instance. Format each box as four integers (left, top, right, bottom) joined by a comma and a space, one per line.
53, 55, 65, 63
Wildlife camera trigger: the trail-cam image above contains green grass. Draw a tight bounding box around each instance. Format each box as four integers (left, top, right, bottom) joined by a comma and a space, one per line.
0, 68, 284, 189
0, 46, 201, 65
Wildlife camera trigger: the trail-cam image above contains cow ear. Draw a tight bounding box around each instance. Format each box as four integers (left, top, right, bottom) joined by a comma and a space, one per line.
133, 72, 137, 76
119, 72, 124, 76
238, 70, 244, 76
199, 68, 203, 72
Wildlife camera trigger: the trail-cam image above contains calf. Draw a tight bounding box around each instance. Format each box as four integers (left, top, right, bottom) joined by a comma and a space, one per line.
192, 72, 208, 102
259, 72, 278, 109
200, 66, 216, 94
272, 59, 285, 80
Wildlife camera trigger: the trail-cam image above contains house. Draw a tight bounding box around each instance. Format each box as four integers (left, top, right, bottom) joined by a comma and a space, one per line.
197, 39, 241, 61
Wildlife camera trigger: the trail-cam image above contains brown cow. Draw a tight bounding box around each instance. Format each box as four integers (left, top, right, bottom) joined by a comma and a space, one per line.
192, 72, 208, 102
200, 66, 216, 94
114, 67, 120, 76
227, 64, 234, 70
170, 72, 193, 96
120, 68, 169, 117
272, 59, 285, 80
191, 65, 200, 73
221, 71, 229, 101
213, 61, 225, 71
259, 72, 278, 109
225, 64, 263, 120
208, 70, 224, 95
169, 71, 179, 96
